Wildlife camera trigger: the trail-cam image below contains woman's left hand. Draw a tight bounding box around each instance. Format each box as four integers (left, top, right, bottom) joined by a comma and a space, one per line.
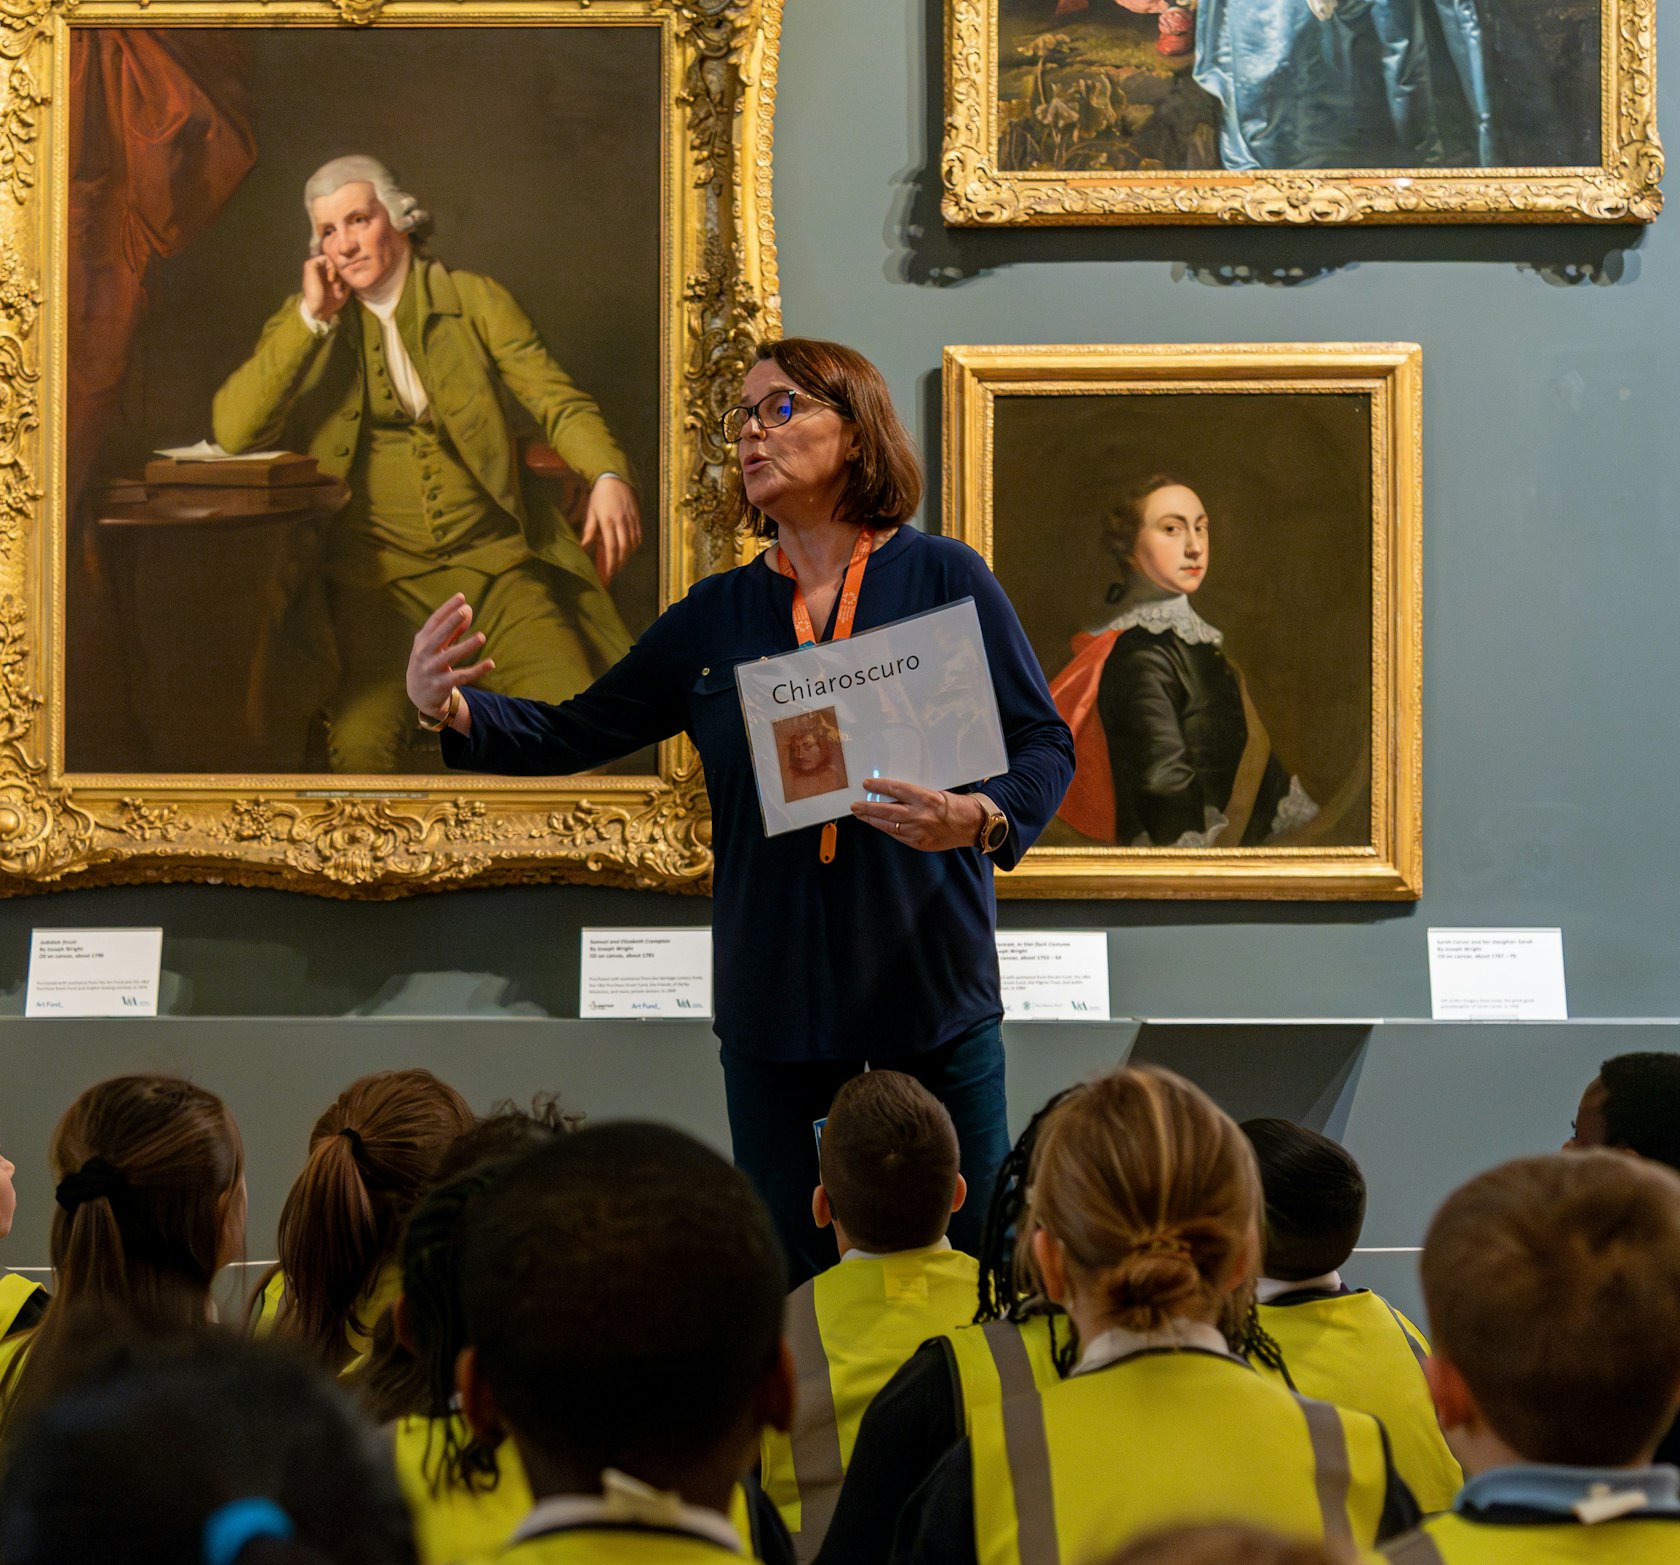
851, 778, 986, 853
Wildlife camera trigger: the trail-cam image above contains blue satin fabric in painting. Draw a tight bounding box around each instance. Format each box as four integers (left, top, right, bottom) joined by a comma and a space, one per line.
1192, 0, 1500, 169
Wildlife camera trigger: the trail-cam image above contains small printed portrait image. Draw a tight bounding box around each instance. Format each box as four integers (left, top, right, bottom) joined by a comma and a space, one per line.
775, 709, 850, 804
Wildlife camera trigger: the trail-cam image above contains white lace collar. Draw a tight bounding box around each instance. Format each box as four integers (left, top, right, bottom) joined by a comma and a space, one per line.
1098, 591, 1222, 647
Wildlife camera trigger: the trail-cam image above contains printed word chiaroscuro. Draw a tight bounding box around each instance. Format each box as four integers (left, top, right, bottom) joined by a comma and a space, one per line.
771, 656, 920, 705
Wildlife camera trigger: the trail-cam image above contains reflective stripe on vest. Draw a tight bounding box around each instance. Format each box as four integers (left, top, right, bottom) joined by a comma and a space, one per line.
1383, 1530, 1449, 1565
780, 1282, 845, 1553
994, 1336, 1061, 1565
1381, 1299, 1431, 1372
971, 1349, 1391, 1565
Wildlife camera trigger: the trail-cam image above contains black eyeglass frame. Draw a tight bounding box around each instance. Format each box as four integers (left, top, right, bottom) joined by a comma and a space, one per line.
720, 389, 845, 444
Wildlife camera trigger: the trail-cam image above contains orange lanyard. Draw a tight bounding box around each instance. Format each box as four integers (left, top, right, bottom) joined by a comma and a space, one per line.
775, 527, 874, 863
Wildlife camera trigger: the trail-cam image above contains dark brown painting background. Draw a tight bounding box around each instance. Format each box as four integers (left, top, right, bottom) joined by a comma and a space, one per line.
66, 25, 662, 774
990, 391, 1374, 848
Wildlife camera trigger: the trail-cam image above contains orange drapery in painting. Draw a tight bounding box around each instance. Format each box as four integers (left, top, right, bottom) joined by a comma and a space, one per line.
69, 30, 256, 508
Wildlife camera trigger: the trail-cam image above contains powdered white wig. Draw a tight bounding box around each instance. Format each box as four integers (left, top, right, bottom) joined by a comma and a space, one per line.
303, 155, 433, 254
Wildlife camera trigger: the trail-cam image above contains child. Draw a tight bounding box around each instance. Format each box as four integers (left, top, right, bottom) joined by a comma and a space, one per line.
894, 1066, 1417, 1565
1380, 1150, 1680, 1563
0, 1074, 245, 1431
818, 1091, 1076, 1565
1242, 1119, 1462, 1512
254, 1068, 474, 1373
1108, 1526, 1356, 1565
0, 1329, 417, 1564
457, 1122, 794, 1563
0, 1141, 46, 1339
762, 1071, 977, 1561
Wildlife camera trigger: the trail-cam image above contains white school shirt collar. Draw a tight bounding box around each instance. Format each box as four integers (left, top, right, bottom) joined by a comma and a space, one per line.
513, 1495, 743, 1551
1256, 1270, 1343, 1303
840, 1236, 953, 1263
1074, 1318, 1233, 1375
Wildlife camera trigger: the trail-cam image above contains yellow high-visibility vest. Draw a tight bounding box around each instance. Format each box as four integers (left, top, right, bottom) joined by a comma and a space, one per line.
1259, 1289, 1462, 1513
393, 1416, 534, 1565
1382, 1510, 1680, 1563
946, 1312, 1067, 1430
470, 1528, 761, 1565
0, 1272, 44, 1339
969, 1348, 1392, 1565
761, 1244, 978, 1558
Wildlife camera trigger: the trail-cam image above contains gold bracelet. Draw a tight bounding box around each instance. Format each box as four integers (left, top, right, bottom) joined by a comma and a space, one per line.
416, 686, 461, 733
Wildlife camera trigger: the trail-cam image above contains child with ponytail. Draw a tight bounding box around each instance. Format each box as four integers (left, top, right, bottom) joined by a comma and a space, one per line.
254, 1069, 473, 1373
894, 1066, 1417, 1565
0, 1073, 246, 1431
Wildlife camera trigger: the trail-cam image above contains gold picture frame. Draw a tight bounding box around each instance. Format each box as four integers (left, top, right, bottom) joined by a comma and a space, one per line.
945, 343, 1422, 899
943, 0, 1661, 225
0, 0, 782, 898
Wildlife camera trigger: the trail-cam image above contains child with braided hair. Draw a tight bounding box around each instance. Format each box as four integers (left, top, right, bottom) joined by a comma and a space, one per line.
893, 1065, 1418, 1565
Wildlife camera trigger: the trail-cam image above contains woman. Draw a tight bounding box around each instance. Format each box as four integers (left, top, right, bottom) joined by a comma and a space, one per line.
407, 338, 1074, 1283
0, 1075, 246, 1433
1050, 473, 1317, 848
892, 1066, 1416, 1565
253, 1068, 474, 1374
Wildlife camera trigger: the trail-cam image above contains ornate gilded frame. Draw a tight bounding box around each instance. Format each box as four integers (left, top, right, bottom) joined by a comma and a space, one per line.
0, 0, 781, 897
945, 343, 1422, 900
944, 0, 1661, 225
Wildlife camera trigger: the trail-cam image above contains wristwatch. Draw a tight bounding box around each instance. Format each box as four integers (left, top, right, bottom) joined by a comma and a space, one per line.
974, 795, 1009, 855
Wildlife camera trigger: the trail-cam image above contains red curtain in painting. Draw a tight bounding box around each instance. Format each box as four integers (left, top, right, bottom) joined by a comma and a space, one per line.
69, 31, 256, 507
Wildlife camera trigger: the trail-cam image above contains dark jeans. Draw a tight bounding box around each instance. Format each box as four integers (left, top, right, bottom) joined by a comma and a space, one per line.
721, 1018, 1010, 1289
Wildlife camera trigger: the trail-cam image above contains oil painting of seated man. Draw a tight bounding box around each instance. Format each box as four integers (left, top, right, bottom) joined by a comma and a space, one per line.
213, 154, 643, 774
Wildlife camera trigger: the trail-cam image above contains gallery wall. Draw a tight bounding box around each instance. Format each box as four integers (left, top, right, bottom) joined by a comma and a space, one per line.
0, 0, 1675, 1306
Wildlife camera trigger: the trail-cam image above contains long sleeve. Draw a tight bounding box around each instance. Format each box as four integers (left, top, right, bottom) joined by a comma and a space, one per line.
443, 603, 690, 776
457, 272, 631, 487
954, 552, 1075, 873
891, 1440, 979, 1565
211, 295, 335, 454
817, 1342, 965, 1565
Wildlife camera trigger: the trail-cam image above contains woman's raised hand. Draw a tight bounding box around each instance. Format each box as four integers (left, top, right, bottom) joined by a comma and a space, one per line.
850, 777, 987, 853
407, 594, 494, 733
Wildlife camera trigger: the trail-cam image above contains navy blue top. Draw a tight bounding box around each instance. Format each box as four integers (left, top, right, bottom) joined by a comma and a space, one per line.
443, 527, 1074, 1061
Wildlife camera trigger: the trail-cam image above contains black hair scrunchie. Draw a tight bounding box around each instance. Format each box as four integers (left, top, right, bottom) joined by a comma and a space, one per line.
55, 1157, 129, 1214
338, 1126, 366, 1159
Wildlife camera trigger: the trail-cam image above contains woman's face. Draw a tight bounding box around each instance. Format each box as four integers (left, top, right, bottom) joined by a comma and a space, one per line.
1128, 484, 1210, 596
737, 357, 856, 525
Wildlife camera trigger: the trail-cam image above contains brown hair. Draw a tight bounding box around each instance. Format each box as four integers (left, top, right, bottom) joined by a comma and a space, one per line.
274, 1069, 473, 1370
1103, 1523, 1357, 1565
820, 1071, 960, 1254
2, 1075, 244, 1431
1020, 1066, 1261, 1333
1422, 1149, 1680, 1465
723, 338, 923, 539
1102, 472, 1199, 579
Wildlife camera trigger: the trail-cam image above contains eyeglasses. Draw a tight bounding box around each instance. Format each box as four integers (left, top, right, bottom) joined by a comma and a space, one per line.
720, 388, 843, 444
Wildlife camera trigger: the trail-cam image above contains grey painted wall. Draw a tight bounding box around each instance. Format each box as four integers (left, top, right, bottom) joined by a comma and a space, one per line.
0, 1, 1676, 1322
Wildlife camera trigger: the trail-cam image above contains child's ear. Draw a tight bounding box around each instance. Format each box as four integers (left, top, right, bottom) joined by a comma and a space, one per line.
756, 1336, 796, 1436
812, 1185, 833, 1231
1426, 1351, 1477, 1435
1031, 1228, 1069, 1304
455, 1345, 502, 1446
950, 1174, 968, 1216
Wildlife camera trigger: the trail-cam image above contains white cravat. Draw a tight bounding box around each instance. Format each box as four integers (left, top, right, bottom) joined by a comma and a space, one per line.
299, 246, 429, 421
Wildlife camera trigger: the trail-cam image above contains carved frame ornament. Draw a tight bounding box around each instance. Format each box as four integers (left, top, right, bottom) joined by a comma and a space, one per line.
0, 0, 782, 898
943, 0, 1661, 225
945, 344, 1423, 900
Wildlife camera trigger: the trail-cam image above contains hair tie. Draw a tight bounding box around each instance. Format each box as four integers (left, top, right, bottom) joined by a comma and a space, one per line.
338, 1126, 365, 1158
1137, 1235, 1193, 1259
55, 1157, 128, 1214
202, 1498, 294, 1565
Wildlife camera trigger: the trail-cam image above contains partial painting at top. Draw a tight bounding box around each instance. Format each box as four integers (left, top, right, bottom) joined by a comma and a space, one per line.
944, 0, 1660, 222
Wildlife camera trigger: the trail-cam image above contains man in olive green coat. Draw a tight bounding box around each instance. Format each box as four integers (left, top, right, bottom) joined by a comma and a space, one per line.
213, 154, 642, 773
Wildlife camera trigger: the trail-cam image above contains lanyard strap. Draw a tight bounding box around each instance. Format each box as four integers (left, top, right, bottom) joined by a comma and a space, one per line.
775, 527, 875, 863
